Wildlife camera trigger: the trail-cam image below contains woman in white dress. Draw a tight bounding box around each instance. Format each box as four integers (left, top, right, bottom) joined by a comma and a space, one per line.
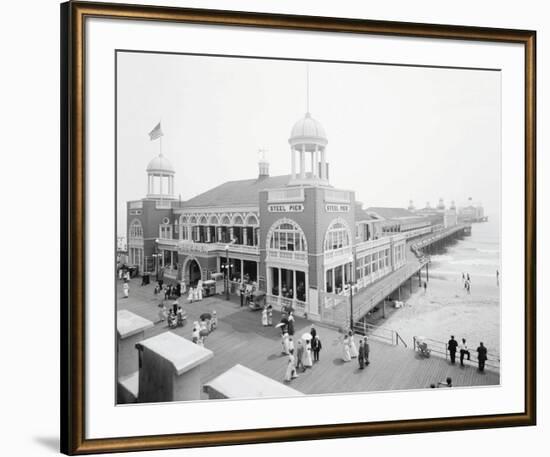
192, 321, 200, 344
197, 284, 203, 301
193, 287, 199, 302
303, 339, 313, 368
349, 331, 358, 358
261, 307, 268, 326
342, 334, 352, 362
281, 332, 290, 355
284, 351, 297, 382
188, 287, 194, 303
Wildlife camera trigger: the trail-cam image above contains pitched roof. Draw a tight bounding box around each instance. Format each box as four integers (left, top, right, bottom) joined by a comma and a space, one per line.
355, 203, 377, 221
181, 175, 292, 208
366, 207, 418, 220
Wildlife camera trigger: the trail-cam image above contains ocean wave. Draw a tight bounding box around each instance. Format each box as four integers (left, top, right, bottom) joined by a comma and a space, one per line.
450, 259, 500, 267
476, 248, 500, 254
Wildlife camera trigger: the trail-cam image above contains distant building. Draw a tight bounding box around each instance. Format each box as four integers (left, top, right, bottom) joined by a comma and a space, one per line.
458, 197, 487, 222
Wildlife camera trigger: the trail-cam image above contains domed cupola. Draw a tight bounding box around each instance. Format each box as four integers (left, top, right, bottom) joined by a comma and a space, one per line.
146, 153, 176, 200
288, 111, 329, 185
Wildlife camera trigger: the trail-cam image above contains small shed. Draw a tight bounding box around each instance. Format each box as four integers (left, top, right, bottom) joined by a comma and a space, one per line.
203, 364, 304, 400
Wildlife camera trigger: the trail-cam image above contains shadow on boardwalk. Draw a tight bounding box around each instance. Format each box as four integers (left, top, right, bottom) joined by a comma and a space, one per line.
118, 278, 499, 400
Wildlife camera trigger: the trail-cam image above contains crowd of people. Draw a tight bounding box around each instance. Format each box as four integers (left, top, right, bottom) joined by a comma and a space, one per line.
282, 315, 323, 382
447, 335, 489, 372
342, 331, 370, 369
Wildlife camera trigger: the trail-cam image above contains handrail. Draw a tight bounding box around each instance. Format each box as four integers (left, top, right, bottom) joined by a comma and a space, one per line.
352, 321, 407, 348
413, 336, 500, 370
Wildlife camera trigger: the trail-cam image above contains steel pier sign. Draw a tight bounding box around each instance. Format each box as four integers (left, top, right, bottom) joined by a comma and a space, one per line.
268, 203, 304, 213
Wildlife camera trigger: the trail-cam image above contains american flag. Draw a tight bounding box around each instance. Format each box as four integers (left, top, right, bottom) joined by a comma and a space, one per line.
149, 122, 163, 141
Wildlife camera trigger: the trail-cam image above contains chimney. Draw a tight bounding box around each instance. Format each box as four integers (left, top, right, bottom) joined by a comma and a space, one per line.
258, 149, 269, 178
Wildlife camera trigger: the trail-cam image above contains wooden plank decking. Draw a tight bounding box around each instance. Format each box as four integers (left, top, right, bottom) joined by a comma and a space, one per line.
118, 278, 499, 400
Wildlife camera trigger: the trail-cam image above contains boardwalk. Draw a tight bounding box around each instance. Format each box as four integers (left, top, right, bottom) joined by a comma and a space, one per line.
118, 278, 499, 400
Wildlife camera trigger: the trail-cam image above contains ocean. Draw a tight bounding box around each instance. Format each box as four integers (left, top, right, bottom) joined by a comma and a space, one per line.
385, 217, 501, 358
430, 216, 501, 283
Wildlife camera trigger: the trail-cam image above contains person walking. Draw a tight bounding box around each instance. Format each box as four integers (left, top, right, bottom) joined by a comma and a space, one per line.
312, 335, 322, 362
284, 349, 298, 382
288, 337, 295, 355
459, 338, 470, 366
342, 334, 352, 362
287, 312, 295, 336
239, 283, 245, 307
364, 336, 370, 366
447, 335, 458, 364
349, 331, 358, 358
466, 281, 471, 294
423, 281, 427, 293
310, 324, 317, 341
157, 304, 166, 323
261, 307, 268, 326
303, 339, 313, 368
267, 304, 273, 326
467, 273, 470, 282
187, 287, 194, 304
281, 332, 290, 355
296, 340, 305, 372
358, 339, 365, 369
476, 342, 488, 372
122, 281, 129, 298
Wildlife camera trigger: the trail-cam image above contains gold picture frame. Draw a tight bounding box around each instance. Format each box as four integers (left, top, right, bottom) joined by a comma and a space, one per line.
60, 1, 536, 454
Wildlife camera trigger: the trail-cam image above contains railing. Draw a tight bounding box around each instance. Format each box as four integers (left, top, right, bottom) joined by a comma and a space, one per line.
266, 249, 308, 264
266, 295, 307, 315
353, 321, 408, 348
412, 336, 500, 371
411, 224, 469, 252
351, 261, 427, 323
324, 246, 353, 262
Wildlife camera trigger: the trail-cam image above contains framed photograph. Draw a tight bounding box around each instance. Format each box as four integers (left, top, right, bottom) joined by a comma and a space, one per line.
61, 1, 536, 454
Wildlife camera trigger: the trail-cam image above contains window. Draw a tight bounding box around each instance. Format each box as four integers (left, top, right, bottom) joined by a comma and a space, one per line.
129, 219, 143, 239
268, 220, 307, 252
324, 220, 350, 251
159, 224, 172, 240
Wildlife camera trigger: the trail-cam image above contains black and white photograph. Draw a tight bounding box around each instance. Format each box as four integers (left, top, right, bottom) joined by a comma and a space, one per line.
116, 51, 501, 404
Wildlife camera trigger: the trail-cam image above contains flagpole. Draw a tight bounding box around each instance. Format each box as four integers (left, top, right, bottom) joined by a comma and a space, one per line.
159, 125, 163, 204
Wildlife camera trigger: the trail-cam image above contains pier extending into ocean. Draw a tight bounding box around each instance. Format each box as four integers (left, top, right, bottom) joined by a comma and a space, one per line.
320, 224, 472, 330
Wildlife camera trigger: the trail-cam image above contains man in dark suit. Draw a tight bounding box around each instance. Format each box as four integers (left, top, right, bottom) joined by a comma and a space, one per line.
476, 342, 488, 372
312, 335, 322, 362
448, 335, 458, 364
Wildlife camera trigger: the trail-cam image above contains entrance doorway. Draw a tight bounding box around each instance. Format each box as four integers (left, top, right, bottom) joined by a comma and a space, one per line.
188, 259, 202, 286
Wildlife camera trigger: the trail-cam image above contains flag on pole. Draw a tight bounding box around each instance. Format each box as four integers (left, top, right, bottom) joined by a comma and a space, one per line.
149, 122, 163, 141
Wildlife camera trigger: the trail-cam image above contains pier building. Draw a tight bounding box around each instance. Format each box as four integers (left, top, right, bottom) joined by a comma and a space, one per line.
125, 110, 467, 323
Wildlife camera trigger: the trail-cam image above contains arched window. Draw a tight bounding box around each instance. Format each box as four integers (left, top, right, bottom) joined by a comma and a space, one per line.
268, 219, 307, 252
129, 219, 143, 239
208, 214, 219, 225
232, 214, 244, 226
220, 214, 231, 226
245, 214, 259, 226
324, 220, 350, 251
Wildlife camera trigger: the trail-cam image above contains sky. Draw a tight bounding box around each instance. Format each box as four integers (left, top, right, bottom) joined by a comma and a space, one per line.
117, 52, 501, 237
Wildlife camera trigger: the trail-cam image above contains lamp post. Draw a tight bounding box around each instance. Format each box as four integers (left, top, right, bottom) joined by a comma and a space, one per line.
223, 238, 237, 300
154, 238, 160, 281
224, 246, 230, 300
349, 280, 355, 331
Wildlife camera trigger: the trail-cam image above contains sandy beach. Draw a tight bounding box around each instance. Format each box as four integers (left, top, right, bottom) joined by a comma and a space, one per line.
384, 272, 500, 357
